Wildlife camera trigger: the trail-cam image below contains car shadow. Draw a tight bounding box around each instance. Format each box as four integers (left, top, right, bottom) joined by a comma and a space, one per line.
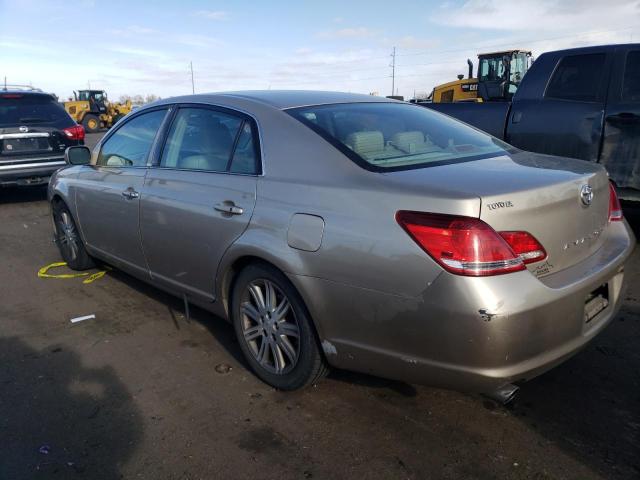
102, 268, 421, 397
104, 269, 248, 367
0, 185, 48, 204
0, 336, 143, 479
509, 317, 640, 479
622, 200, 640, 236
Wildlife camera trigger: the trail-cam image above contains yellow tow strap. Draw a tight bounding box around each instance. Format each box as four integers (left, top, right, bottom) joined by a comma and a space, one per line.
38, 262, 109, 284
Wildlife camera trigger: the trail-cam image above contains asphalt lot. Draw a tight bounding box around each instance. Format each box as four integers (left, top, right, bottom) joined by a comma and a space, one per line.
1, 132, 639, 479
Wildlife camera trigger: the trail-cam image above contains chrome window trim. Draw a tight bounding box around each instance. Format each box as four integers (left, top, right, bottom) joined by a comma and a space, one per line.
0, 156, 63, 164
0, 132, 50, 139
0, 160, 65, 170
150, 166, 260, 177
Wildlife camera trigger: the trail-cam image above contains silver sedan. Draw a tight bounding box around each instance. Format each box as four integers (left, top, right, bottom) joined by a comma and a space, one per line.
48, 91, 635, 401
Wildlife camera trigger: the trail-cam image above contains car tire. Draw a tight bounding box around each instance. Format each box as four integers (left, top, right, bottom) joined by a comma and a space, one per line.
231, 263, 328, 390
82, 114, 100, 133
52, 201, 95, 271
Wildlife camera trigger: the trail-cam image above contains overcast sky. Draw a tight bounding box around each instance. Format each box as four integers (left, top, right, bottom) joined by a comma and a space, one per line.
1, 0, 639, 100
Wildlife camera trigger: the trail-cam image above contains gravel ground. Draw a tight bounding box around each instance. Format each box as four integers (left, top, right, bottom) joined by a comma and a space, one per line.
1, 136, 638, 479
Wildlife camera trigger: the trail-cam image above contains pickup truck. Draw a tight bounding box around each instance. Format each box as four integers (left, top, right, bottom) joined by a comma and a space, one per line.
422, 44, 640, 199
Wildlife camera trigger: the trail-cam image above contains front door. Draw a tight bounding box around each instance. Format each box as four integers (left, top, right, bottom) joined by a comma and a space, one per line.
140, 106, 261, 302
601, 47, 640, 194
75, 108, 168, 277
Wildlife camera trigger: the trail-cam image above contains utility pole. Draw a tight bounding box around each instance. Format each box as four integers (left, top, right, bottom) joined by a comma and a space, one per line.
190, 61, 195, 94
390, 47, 396, 96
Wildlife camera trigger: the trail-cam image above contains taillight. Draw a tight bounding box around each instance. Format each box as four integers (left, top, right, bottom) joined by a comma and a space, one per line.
62, 125, 85, 141
498, 231, 547, 264
608, 182, 623, 222
396, 211, 527, 276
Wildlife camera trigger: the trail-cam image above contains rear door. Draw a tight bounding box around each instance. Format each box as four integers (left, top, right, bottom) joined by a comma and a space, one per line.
600, 47, 640, 194
507, 50, 612, 161
75, 108, 169, 277
140, 105, 260, 302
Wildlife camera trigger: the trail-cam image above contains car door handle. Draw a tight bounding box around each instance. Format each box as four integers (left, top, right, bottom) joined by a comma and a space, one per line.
214, 202, 244, 215
511, 110, 523, 124
122, 189, 139, 200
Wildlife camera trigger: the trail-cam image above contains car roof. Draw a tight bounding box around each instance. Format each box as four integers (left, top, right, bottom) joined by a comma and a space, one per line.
0, 90, 55, 99
154, 90, 399, 110
540, 43, 640, 57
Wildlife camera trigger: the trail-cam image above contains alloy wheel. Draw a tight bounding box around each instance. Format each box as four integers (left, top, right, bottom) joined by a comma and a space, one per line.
240, 279, 300, 374
57, 211, 79, 261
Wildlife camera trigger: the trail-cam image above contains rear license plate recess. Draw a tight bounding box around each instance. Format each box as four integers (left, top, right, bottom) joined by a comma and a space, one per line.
584, 284, 609, 323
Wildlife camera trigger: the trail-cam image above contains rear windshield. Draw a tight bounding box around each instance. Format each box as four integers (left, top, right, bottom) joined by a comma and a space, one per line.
0, 94, 73, 128
287, 102, 510, 171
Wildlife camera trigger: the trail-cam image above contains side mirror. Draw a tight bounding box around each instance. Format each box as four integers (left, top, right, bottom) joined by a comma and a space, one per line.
65, 146, 91, 165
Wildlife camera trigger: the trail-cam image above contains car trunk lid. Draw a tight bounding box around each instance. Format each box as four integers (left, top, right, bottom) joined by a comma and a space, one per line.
479, 168, 609, 277
384, 151, 611, 276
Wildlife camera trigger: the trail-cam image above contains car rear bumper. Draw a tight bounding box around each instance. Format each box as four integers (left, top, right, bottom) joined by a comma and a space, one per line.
290, 220, 636, 393
0, 158, 66, 186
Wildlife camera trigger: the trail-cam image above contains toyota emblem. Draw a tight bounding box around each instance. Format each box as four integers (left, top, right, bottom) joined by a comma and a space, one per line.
19, 126, 28, 133
580, 184, 593, 206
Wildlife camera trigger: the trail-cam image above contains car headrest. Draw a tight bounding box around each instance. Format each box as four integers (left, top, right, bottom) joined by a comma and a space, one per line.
391, 131, 432, 154
345, 131, 384, 159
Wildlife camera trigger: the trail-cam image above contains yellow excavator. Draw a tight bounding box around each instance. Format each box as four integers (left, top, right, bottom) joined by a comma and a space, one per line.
431, 49, 532, 103
63, 90, 132, 132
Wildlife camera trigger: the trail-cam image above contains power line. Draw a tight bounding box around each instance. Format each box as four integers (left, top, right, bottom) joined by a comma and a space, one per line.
264, 24, 639, 93
395, 25, 637, 58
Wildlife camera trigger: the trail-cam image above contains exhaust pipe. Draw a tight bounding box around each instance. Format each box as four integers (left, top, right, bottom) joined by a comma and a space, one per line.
467, 59, 474, 79
486, 383, 519, 405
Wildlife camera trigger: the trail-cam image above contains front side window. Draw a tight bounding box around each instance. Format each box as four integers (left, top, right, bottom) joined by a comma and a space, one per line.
161, 107, 259, 174
288, 102, 509, 171
545, 53, 606, 102
622, 51, 640, 102
479, 55, 507, 82
97, 109, 167, 167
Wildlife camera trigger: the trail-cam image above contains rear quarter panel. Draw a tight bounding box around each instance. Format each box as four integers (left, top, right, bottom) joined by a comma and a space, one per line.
216, 104, 481, 317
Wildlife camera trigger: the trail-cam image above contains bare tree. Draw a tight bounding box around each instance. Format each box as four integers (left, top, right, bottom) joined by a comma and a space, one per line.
117, 94, 162, 105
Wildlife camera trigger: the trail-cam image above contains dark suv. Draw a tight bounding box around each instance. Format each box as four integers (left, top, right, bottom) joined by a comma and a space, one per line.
0, 87, 84, 187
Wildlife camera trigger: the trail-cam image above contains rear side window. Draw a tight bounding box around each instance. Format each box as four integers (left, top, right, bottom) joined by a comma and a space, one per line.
230, 122, 259, 174
287, 102, 509, 171
160, 107, 260, 174
97, 109, 167, 167
622, 51, 640, 101
545, 53, 606, 102
0, 94, 73, 128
